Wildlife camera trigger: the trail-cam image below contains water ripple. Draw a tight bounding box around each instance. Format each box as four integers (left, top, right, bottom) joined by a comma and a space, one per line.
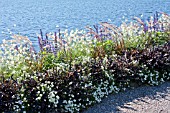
0, 0, 169, 48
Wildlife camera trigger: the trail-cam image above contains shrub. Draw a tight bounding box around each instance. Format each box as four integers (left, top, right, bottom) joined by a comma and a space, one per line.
137, 41, 170, 85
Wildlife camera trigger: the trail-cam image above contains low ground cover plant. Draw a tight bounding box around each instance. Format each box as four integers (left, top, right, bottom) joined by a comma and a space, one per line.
0, 12, 170, 112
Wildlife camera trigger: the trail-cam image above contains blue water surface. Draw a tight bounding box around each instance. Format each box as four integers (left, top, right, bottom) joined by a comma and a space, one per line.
0, 0, 169, 48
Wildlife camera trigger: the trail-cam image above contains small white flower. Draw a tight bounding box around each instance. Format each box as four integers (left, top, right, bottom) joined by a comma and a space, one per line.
39, 94, 43, 97
63, 100, 67, 104
37, 91, 40, 94
69, 82, 73, 85
36, 97, 41, 100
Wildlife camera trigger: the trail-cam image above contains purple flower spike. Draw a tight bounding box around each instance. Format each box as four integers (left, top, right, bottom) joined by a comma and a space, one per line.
14, 45, 19, 51
40, 29, 43, 40
94, 25, 99, 34
58, 29, 61, 39
46, 33, 48, 44
54, 32, 58, 51
153, 24, 156, 31
51, 45, 57, 55
49, 42, 52, 52
38, 36, 43, 51
154, 14, 157, 24
54, 32, 57, 43
99, 34, 104, 38
156, 11, 159, 21
144, 24, 148, 33
153, 13, 159, 31
161, 23, 164, 32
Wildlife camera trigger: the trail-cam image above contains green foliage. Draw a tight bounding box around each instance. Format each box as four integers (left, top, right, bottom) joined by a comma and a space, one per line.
90, 40, 115, 58
39, 51, 58, 71
152, 31, 170, 45
56, 42, 92, 63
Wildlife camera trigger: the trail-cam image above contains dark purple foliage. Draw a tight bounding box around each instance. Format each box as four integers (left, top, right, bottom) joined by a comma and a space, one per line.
0, 41, 170, 112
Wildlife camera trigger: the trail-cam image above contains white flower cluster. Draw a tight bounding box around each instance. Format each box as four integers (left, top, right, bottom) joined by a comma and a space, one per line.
63, 99, 81, 113
138, 69, 169, 86
159, 13, 170, 31
58, 78, 118, 112
48, 91, 59, 107
120, 21, 142, 37
47, 29, 92, 51
0, 37, 37, 78
55, 62, 70, 75
119, 13, 170, 49
92, 79, 119, 103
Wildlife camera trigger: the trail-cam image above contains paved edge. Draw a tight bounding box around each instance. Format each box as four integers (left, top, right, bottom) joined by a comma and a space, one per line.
83, 82, 170, 113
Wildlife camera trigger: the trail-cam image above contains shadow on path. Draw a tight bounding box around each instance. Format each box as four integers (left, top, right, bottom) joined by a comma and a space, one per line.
83, 82, 170, 113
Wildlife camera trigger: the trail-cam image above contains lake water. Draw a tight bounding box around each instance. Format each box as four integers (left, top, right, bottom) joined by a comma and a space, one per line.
0, 0, 169, 49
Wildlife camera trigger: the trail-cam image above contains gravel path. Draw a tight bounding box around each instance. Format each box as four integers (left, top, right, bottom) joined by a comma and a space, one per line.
83, 82, 170, 113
